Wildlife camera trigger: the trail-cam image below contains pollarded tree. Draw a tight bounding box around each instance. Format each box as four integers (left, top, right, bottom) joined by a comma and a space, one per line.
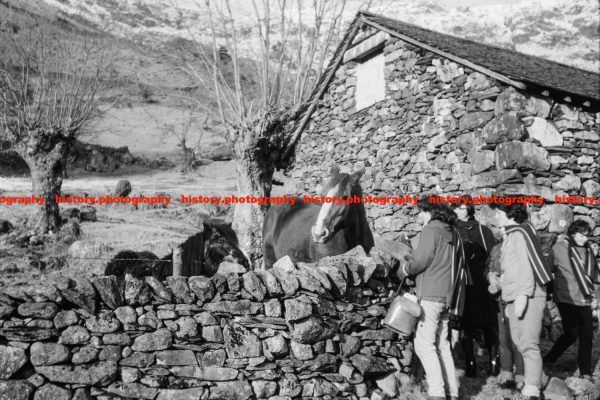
0, 14, 113, 233
173, 0, 369, 266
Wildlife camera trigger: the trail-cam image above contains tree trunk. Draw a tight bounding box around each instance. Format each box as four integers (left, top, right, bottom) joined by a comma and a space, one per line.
229, 126, 279, 268
17, 132, 70, 234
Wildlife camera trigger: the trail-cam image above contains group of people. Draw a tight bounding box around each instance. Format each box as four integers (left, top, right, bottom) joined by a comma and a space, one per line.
396, 196, 599, 400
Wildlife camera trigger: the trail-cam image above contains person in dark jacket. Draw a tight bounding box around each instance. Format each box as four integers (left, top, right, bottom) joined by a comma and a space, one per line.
453, 202, 499, 377
397, 197, 468, 400
543, 220, 599, 381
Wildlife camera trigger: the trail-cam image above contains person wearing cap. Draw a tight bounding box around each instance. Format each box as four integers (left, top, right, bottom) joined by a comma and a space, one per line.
543, 220, 599, 382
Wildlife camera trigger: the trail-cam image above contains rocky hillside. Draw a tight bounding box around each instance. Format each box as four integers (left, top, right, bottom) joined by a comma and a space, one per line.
30, 0, 600, 73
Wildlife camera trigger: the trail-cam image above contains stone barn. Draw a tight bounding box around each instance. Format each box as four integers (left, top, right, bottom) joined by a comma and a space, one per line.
285, 11, 600, 249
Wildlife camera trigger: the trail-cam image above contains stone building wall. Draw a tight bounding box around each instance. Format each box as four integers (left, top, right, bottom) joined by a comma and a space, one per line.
0, 247, 412, 400
290, 34, 600, 251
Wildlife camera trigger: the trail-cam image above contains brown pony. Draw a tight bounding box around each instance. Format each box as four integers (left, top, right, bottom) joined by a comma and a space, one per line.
262, 165, 374, 268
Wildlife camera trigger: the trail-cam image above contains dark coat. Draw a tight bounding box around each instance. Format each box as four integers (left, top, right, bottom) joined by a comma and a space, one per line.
456, 219, 498, 330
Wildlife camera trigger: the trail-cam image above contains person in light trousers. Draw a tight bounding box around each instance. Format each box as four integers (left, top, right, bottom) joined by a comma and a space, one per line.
398, 197, 468, 400
490, 201, 552, 400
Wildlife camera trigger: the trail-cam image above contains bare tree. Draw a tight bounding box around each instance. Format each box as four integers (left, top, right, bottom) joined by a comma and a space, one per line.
174, 0, 360, 265
0, 15, 113, 234
154, 108, 210, 174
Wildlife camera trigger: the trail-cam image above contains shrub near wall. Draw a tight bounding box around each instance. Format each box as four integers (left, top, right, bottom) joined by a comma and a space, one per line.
291, 34, 600, 250
0, 246, 414, 400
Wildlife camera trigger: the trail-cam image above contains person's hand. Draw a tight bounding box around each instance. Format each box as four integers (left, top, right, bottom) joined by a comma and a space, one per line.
547, 299, 561, 323
396, 261, 408, 280
488, 283, 500, 294
514, 294, 528, 319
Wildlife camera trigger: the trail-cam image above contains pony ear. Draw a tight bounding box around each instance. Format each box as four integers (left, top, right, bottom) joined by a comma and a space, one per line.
330, 165, 340, 176
350, 168, 364, 184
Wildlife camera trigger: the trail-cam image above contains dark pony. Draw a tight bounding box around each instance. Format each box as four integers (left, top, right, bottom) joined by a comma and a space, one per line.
104, 217, 249, 280
262, 165, 374, 268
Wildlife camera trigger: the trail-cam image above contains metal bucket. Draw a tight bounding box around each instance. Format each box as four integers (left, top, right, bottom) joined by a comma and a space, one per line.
383, 292, 421, 337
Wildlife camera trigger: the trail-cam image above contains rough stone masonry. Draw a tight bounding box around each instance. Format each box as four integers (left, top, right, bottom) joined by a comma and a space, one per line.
289, 30, 600, 254
0, 246, 423, 400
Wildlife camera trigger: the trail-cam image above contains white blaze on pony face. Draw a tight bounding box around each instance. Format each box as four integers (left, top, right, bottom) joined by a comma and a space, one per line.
312, 184, 341, 242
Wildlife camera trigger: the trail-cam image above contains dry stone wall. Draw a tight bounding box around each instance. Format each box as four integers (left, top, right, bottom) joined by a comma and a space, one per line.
0, 246, 412, 400
290, 34, 600, 251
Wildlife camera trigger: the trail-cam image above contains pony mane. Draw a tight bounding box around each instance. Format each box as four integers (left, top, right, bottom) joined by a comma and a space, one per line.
319, 173, 352, 197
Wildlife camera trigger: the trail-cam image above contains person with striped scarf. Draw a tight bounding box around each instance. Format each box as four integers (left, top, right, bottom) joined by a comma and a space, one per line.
543, 220, 599, 381
491, 201, 551, 400
397, 197, 468, 400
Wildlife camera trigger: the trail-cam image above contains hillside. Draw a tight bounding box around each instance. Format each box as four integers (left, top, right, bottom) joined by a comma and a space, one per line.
1, 0, 598, 164
32, 0, 600, 74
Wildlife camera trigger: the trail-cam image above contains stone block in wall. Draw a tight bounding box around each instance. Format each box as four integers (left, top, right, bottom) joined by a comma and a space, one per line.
550, 104, 579, 121
459, 111, 494, 131
497, 183, 567, 201
59, 325, 90, 345
35, 361, 117, 386
91, 276, 123, 310
17, 302, 58, 319
555, 119, 585, 131
209, 380, 253, 400
85, 312, 121, 334
464, 72, 491, 91
290, 316, 338, 344
60, 278, 97, 314
30, 342, 70, 366
124, 275, 152, 306
482, 114, 526, 144
582, 180, 600, 197
0, 345, 27, 378
35, 383, 71, 400
494, 87, 528, 116
468, 150, 495, 174
166, 277, 195, 305
495, 141, 551, 171
525, 97, 553, 118
223, 323, 262, 358
131, 329, 172, 352
577, 155, 595, 165
457, 131, 484, 154
526, 117, 563, 147
23, 285, 63, 304
432, 59, 464, 82
552, 174, 581, 192
104, 383, 157, 399
155, 387, 204, 400
466, 169, 521, 189
187, 276, 215, 305
144, 277, 172, 303
531, 207, 552, 230
549, 205, 574, 233
574, 130, 600, 142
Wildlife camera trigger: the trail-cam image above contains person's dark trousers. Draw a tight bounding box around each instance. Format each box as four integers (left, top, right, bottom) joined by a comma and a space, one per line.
543, 302, 593, 376
498, 301, 524, 381
462, 326, 499, 376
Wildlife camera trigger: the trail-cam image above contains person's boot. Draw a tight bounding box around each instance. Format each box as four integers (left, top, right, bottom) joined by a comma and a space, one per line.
487, 345, 500, 376
465, 359, 477, 377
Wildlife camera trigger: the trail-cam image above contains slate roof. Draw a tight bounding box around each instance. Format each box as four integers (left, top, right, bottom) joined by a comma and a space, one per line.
285, 11, 599, 161
359, 11, 600, 102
